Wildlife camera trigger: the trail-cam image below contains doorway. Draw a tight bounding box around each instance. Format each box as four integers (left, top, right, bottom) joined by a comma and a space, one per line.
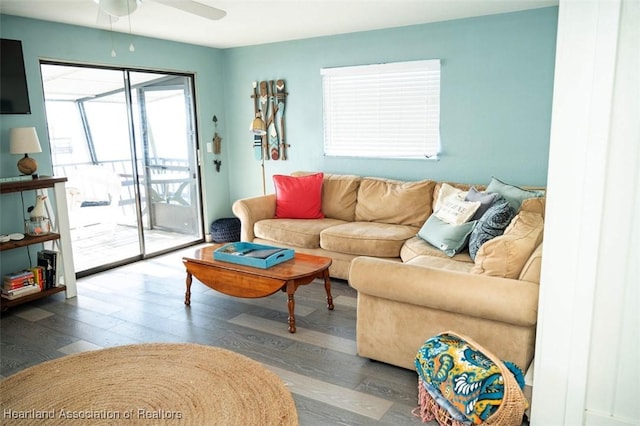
40, 63, 204, 275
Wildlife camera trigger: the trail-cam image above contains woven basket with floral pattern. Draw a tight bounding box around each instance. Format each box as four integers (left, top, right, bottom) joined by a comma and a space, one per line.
414, 331, 528, 426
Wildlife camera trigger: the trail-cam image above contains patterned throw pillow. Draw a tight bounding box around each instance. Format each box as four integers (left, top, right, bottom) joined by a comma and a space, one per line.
433, 182, 468, 212
434, 195, 480, 225
468, 199, 515, 261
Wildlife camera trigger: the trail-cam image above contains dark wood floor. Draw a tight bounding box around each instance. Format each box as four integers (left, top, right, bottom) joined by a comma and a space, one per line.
1, 244, 432, 425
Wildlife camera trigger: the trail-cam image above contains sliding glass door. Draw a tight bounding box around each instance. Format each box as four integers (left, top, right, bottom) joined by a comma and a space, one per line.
41, 63, 203, 275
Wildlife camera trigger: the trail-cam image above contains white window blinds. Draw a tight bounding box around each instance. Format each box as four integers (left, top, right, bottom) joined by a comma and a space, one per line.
321, 59, 441, 159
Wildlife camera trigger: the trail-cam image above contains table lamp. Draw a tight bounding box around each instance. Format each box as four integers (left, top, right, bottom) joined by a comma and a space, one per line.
250, 112, 266, 135
9, 127, 42, 178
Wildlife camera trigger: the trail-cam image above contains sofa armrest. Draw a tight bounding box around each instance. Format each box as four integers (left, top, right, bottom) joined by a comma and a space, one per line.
232, 194, 276, 241
349, 256, 538, 327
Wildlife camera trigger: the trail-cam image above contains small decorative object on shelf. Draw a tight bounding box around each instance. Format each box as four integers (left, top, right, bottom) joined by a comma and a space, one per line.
26, 194, 51, 236
30, 194, 47, 219
25, 217, 51, 236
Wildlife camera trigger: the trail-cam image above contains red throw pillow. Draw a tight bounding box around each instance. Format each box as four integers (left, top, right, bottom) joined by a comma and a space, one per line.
273, 173, 324, 219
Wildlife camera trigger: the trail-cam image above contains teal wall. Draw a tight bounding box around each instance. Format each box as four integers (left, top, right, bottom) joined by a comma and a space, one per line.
1, 8, 557, 275
0, 14, 229, 276
224, 7, 558, 200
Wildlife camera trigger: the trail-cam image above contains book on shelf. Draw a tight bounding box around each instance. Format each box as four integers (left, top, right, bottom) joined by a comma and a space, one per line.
37, 249, 59, 289
1, 283, 40, 299
30, 266, 45, 290
4, 270, 33, 279
3, 270, 36, 289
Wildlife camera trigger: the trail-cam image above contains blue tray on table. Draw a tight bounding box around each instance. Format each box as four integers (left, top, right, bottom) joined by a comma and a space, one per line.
213, 242, 294, 269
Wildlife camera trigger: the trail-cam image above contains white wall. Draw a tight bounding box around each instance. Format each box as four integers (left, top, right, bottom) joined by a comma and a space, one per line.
532, 0, 639, 424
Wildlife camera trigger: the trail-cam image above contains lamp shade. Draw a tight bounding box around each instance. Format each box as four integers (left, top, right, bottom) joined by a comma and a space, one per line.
10, 127, 42, 154
250, 112, 267, 136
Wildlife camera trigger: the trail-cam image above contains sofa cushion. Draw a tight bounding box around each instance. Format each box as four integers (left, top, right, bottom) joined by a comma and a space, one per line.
406, 255, 474, 273
320, 173, 361, 221
293, 172, 361, 221
320, 222, 418, 257
254, 218, 346, 249
401, 236, 474, 263
519, 243, 543, 283
417, 215, 477, 257
486, 177, 544, 211
273, 173, 324, 219
472, 211, 544, 279
355, 177, 436, 227
468, 199, 516, 261
519, 196, 546, 219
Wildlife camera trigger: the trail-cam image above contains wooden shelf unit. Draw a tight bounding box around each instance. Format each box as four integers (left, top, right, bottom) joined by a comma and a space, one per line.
1, 176, 77, 311
0, 233, 61, 252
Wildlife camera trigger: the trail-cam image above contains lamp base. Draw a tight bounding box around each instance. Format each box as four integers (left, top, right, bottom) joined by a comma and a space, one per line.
17, 154, 38, 176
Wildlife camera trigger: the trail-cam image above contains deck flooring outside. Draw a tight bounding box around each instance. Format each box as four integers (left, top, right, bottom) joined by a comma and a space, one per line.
70, 222, 200, 273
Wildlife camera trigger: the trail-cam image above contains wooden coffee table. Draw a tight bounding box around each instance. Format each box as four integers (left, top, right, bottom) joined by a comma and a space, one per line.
182, 244, 334, 333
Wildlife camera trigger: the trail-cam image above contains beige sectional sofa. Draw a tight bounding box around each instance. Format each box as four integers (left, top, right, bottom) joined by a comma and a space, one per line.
232, 172, 544, 372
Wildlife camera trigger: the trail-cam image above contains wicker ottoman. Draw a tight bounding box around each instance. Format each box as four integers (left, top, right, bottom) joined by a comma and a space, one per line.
210, 217, 241, 243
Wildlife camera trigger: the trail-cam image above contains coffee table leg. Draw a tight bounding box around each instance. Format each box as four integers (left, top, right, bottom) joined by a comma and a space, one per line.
286, 280, 296, 333
185, 272, 192, 306
323, 269, 334, 310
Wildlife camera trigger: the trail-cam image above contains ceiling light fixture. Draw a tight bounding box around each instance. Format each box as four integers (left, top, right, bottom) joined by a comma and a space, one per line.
126, 0, 135, 52
96, 0, 139, 17
96, 0, 136, 56
109, 15, 117, 57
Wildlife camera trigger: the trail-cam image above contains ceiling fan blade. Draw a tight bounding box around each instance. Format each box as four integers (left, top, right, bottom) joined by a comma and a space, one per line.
151, 0, 226, 20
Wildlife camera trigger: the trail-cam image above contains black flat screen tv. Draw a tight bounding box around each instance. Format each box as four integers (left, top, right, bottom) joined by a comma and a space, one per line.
1, 38, 32, 114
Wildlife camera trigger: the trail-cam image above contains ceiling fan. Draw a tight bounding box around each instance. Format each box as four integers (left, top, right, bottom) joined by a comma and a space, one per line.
95, 0, 226, 23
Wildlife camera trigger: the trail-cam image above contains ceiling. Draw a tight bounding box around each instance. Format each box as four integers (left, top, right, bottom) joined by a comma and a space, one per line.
1, 0, 558, 49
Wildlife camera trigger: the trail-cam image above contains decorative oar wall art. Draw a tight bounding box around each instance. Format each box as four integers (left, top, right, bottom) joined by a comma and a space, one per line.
212, 115, 222, 172
250, 80, 289, 162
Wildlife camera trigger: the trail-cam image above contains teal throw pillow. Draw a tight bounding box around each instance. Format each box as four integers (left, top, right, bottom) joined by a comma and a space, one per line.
486, 177, 544, 211
465, 187, 499, 221
418, 214, 477, 257
468, 199, 516, 261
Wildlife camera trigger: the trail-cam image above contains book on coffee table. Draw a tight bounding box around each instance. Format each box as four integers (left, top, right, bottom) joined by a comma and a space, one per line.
241, 248, 286, 259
